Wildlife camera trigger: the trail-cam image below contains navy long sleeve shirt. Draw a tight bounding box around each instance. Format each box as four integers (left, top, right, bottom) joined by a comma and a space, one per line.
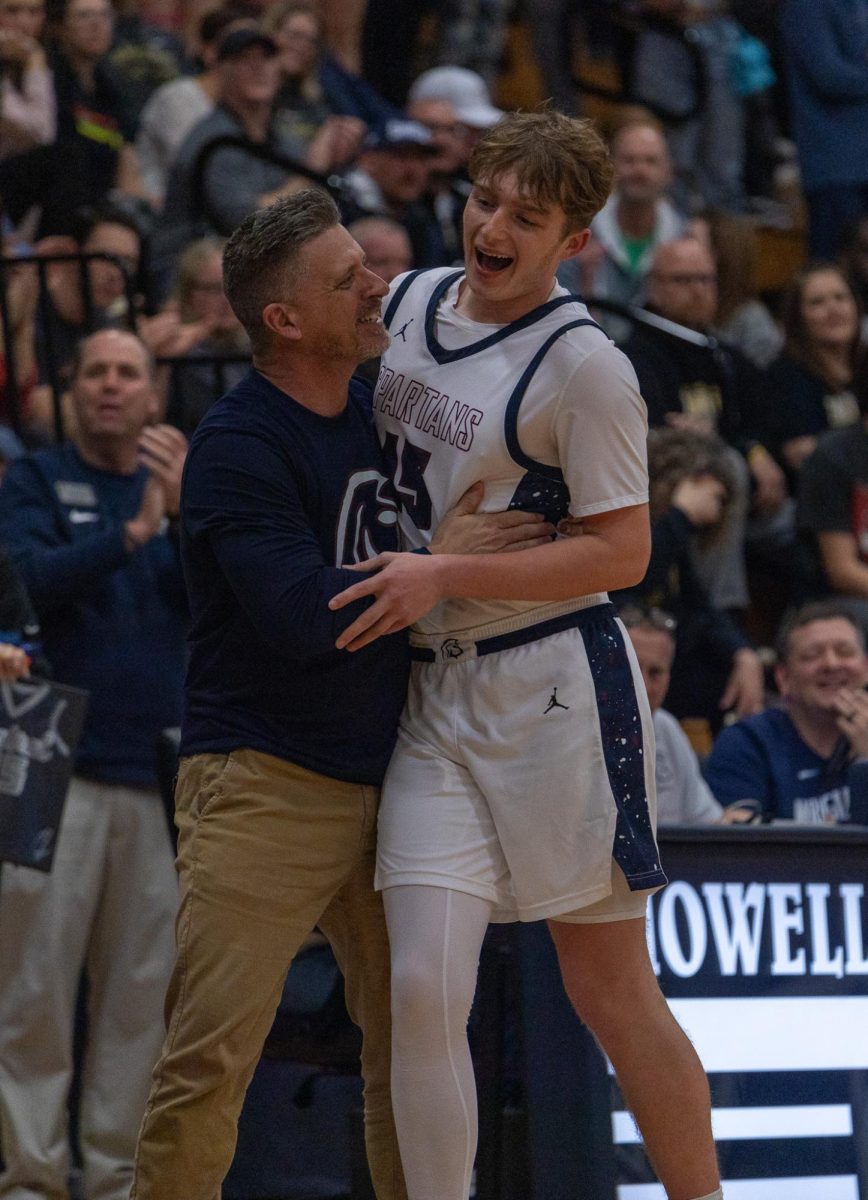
179, 368, 408, 786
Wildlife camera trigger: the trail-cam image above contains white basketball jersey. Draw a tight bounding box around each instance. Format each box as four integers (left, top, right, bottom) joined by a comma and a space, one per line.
374, 267, 648, 635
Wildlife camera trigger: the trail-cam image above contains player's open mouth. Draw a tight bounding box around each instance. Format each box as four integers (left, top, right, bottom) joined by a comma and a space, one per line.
475, 249, 513, 272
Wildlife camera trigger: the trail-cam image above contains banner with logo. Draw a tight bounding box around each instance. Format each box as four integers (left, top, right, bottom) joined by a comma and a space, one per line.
0, 677, 89, 871
618, 827, 868, 1200
513, 827, 868, 1200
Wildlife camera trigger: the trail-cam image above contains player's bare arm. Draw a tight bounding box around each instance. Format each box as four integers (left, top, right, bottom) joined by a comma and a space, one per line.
330, 502, 650, 652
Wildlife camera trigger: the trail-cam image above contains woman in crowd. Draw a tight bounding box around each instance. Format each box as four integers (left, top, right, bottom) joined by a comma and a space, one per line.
759, 263, 862, 483
263, 0, 366, 178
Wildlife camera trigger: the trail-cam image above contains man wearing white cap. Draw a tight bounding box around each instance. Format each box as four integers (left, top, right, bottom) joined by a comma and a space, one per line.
408, 66, 503, 147
406, 67, 505, 264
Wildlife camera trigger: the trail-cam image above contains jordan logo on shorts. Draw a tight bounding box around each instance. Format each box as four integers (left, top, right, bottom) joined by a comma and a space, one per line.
395, 318, 415, 342
544, 687, 569, 714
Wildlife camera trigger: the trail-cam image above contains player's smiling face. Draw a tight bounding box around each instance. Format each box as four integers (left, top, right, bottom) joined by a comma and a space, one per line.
460, 171, 588, 323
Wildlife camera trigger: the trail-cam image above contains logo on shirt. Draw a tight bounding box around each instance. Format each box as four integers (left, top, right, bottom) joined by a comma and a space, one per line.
395, 318, 414, 342
335, 469, 399, 565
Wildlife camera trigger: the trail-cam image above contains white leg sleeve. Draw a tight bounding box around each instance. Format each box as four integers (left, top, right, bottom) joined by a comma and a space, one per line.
384, 885, 493, 1200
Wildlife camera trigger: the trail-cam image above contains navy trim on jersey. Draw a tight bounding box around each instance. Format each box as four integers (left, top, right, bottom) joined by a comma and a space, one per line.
383, 270, 426, 329
504, 317, 604, 479
422, 272, 594, 365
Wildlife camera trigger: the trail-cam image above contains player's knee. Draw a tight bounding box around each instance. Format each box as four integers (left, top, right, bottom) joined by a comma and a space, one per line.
390, 957, 471, 1045
564, 964, 664, 1044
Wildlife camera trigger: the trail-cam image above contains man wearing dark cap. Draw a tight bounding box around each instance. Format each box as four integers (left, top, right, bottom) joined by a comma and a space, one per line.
341, 118, 444, 267
152, 22, 313, 292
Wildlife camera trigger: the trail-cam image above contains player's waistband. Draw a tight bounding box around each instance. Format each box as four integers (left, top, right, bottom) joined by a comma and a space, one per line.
408, 596, 614, 663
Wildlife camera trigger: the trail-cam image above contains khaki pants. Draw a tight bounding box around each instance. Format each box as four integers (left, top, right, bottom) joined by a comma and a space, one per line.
131, 749, 406, 1200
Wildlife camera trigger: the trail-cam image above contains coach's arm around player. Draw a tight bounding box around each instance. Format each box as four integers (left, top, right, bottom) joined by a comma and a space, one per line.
330, 500, 651, 652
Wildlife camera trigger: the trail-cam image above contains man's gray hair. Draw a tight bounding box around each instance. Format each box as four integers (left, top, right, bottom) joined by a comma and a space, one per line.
223, 189, 341, 352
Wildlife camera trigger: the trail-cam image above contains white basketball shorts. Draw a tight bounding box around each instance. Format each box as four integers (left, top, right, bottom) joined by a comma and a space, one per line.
376, 602, 666, 923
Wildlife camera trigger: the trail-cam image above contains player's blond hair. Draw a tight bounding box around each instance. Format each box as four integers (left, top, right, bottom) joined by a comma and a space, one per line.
468, 109, 614, 232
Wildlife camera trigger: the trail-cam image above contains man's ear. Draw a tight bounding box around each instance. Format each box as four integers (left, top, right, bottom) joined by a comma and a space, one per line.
262, 301, 302, 342
560, 227, 591, 262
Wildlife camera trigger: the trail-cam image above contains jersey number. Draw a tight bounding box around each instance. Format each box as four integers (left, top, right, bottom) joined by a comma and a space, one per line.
380, 432, 433, 532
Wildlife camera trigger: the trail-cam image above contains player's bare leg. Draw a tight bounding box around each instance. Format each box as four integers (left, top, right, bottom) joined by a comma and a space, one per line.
549, 915, 721, 1200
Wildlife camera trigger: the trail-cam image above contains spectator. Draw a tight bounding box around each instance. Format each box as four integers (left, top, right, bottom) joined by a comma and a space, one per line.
779, 0, 868, 260
624, 236, 787, 611
558, 117, 686, 316
0, 328, 187, 1200
759, 264, 861, 483
631, 0, 748, 212
406, 65, 502, 151
621, 604, 725, 824
153, 24, 310, 294
704, 600, 868, 823
33, 0, 144, 234
0, 0, 55, 160
134, 2, 259, 207
104, 0, 187, 127
264, 0, 366, 179
406, 72, 482, 265
30, 201, 221, 432
798, 356, 868, 624
31, 201, 142, 396
614, 427, 764, 734
341, 118, 441, 267
159, 235, 250, 434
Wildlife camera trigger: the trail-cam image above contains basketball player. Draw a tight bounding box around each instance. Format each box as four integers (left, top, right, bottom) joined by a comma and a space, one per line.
330, 111, 722, 1200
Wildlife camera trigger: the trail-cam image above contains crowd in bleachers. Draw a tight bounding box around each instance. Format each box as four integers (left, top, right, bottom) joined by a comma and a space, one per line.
1, 1, 868, 1194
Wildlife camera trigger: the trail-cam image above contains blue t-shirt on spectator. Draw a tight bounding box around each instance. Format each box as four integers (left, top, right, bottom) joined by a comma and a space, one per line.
703, 706, 868, 823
